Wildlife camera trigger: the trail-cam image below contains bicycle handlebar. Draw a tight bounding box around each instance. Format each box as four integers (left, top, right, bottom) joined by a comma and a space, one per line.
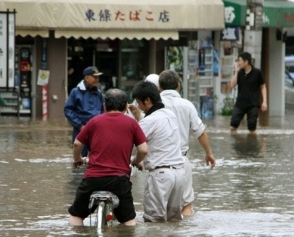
73, 157, 88, 169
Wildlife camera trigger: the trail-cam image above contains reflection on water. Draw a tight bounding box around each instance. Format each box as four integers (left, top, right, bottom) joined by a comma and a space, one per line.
231, 133, 266, 158
0, 117, 294, 236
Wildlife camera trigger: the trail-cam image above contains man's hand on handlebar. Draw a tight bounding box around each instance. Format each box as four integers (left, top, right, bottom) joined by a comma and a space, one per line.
73, 157, 85, 169
131, 161, 144, 171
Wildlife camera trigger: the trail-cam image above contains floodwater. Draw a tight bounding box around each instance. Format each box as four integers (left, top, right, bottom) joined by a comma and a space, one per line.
0, 113, 294, 237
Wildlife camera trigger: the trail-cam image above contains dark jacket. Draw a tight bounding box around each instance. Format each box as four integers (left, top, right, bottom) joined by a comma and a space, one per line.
64, 80, 104, 130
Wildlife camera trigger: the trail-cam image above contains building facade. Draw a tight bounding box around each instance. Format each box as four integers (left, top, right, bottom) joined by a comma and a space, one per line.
0, 0, 225, 119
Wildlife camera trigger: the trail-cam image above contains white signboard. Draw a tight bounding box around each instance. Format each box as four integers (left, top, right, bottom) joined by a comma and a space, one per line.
8, 13, 15, 87
0, 13, 7, 87
37, 70, 50, 86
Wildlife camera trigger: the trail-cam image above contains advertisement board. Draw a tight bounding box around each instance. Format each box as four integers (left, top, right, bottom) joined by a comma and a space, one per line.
8, 13, 15, 87
0, 13, 8, 87
0, 12, 15, 88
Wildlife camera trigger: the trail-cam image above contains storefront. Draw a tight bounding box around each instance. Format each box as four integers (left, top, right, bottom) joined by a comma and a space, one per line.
215, 0, 294, 117
0, 0, 225, 119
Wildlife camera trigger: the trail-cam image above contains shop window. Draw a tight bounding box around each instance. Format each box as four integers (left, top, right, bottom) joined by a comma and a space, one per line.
67, 38, 149, 100
120, 39, 149, 102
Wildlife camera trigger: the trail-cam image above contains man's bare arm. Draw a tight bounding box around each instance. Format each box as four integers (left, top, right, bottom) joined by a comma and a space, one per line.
72, 139, 84, 168
131, 142, 148, 168
230, 62, 239, 89
260, 84, 267, 112
197, 132, 216, 169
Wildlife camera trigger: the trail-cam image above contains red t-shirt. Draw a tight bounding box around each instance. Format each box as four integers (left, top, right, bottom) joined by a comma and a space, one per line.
76, 113, 146, 178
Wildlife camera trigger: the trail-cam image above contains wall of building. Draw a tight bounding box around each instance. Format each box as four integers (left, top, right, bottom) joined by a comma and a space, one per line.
47, 37, 67, 120
34, 37, 43, 119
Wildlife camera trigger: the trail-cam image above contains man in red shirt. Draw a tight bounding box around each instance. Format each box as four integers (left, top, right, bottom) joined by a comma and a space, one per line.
68, 89, 148, 226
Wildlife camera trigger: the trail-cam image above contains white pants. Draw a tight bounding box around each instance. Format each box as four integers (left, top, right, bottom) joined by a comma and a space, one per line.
143, 166, 185, 222
183, 156, 194, 206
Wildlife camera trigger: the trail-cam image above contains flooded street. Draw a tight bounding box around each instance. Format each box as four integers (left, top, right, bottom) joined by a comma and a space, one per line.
0, 113, 294, 237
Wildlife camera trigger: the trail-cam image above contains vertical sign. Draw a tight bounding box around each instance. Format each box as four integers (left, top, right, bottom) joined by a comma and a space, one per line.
0, 11, 15, 88
0, 13, 7, 87
40, 39, 48, 120
42, 85, 48, 120
8, 13, 15, 87
41, 39, 47, 69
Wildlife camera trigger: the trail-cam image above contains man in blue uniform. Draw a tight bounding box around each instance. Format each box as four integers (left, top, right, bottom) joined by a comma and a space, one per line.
64, 66, 104, 157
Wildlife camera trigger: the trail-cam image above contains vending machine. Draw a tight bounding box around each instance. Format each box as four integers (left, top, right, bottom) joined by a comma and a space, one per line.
165, 40, 215, 119
18, 47, 32, 115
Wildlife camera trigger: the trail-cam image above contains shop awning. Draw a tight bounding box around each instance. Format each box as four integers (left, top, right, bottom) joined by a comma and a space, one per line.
55, 30, 179, 40
263, 1, 294, 28
223, 0, 294, 28
16, 29, 49, 38
1, 0, 225, 39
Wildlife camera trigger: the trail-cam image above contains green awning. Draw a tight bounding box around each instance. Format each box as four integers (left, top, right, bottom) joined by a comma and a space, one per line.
223, 0, 294, 28
263, 1, 294, 28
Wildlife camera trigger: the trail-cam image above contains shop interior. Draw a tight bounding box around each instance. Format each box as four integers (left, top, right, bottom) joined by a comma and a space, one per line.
67, 38, 150, 102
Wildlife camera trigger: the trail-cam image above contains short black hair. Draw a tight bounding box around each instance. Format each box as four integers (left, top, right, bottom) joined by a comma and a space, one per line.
239, 52, 252, 65
159, 70, 181, 90
132, 81, 161, 104
104, 89, 128, 112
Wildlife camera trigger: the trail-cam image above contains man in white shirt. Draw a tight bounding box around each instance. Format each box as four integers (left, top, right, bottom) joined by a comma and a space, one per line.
131, 80, 185, 222
158, 69, 216, 216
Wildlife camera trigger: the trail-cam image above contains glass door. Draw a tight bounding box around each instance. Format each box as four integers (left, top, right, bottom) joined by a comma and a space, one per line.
119, 39, 149, 102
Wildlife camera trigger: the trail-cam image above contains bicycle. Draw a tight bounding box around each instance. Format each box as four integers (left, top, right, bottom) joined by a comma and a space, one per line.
76, 158, 120, 232
88, 191, 119, 232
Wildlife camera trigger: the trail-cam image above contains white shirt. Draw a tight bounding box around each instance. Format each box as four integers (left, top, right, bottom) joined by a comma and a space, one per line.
139, 108, 184, 170
160, 90, 206, 153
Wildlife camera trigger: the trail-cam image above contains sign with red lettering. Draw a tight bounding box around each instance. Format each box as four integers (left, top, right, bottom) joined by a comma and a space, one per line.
42, 85, 48, 120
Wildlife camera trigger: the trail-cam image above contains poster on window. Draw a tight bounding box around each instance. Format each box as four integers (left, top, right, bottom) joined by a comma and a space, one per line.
37, 69, 50, 86
0, 13, 8, 87
165, 46, 184, 75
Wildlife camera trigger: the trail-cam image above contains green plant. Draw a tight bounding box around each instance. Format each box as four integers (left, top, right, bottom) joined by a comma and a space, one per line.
221, 96, 234, 116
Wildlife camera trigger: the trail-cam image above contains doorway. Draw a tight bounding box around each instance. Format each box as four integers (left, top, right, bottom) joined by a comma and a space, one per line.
67, 38, 149, 101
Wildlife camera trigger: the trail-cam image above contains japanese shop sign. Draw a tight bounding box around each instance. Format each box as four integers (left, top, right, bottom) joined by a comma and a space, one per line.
223, 0, 294, 28
221, 27, 239, 41
42, 85, 48, 121
84, 8, 170, 25
0, 2, 225, 30
65, 4, 222, 30
224, 2, 245, 26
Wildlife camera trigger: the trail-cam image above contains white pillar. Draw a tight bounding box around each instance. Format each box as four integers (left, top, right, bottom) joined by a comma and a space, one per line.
244, 30, 262, 68
268, 28, 285, 117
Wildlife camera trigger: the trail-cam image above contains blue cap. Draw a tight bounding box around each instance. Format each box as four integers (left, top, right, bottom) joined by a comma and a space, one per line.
83, 66, 103, 76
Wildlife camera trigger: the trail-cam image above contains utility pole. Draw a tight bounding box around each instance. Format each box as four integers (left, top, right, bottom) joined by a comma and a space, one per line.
244, 0, 263, 68
244, 0, 268, 126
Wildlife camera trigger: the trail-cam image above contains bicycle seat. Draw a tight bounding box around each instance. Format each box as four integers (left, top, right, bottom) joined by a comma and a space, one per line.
89, 191, 119, 209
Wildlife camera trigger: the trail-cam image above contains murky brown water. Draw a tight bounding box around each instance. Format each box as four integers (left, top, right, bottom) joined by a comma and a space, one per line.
0, 115, 294, 236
